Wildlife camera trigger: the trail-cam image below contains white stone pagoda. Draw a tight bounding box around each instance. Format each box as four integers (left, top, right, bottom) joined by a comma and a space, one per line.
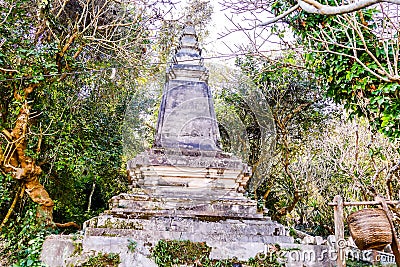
41, 23, 306, 267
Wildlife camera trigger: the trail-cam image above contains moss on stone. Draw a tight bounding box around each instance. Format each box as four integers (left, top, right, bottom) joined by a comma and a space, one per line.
101, 233, 118, 237
151, 239, 211, 266
150, 239, 285, 267
81, 252, 120, 267
72, 241, 83, 256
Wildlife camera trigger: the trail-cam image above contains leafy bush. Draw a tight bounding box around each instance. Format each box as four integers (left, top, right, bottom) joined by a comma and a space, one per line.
1, 204, 53, 266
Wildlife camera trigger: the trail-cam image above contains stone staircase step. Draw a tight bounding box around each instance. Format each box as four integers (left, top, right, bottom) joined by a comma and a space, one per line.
89, 216, 283, 231
85, 227, 294, 244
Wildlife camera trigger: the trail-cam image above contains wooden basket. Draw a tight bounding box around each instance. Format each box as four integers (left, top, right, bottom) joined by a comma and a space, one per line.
347, 208, 392, 251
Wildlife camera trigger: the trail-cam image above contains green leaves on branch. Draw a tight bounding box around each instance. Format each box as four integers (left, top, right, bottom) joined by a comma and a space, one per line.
284, 2, 400, 140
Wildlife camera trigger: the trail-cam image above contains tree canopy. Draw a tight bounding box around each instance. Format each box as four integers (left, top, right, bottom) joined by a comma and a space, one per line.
217, 0, 400, 232
221, 0, 400, 140
0, 0, 175, 264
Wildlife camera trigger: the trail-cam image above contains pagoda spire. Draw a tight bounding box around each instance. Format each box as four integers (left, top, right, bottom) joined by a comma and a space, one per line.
154, 23, 220, 150
166, 23, 208, 82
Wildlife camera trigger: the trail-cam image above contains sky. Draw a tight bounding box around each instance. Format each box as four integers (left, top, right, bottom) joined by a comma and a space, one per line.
160, 1, 287, 66
204, 2, 292, 66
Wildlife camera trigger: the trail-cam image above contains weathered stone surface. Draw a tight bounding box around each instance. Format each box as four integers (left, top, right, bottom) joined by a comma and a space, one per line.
154, 25, 219, 150
155, 83, 218, 150
282, 244, 335, 267
41, 235, 157, 267
104, 190, 263, 220
85, 215, 292, 244
40, 235, 76, 267
128, 147, 248, 170
127, 147, 251, 194
40, 23, 333, 267
126, 24, 251, 196
40, 234, 335, 266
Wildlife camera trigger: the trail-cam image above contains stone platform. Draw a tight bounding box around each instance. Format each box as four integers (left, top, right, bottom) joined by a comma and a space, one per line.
41, 186, 296, 266
127, 147, 251, 194
84, 187, 291, 243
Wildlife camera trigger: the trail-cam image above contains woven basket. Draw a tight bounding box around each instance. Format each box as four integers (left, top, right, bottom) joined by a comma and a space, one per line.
347, 208, 392, 251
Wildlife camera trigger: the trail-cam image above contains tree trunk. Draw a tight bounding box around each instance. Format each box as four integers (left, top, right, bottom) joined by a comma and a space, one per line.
1, 102, 54, 225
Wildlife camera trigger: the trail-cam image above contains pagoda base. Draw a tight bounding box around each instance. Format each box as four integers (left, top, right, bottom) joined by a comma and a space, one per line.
44, 187, 293, 266
40, 189, 339, 267
127, 147, 251, 193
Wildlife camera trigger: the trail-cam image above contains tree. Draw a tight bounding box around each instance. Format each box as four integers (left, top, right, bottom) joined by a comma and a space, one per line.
297, 116, 400, 234
219, 0, 400, 234
220, 0, 400, 139
213, 52, 332, 222
0, 0, 172, 226
222, 0, 400, 23
293, 4, 400, 139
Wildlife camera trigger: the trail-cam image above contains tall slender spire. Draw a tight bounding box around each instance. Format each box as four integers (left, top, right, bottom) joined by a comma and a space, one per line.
166, 24, 208, 82
154, 24, 220, 150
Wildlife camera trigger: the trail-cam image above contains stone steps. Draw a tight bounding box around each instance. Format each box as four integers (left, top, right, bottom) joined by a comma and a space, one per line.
111, 196, 259, 208
104, 210, 264, 221
88, 216, 284, 232
114, 190, 256, 203
85, 227, 293, 244
84, 215, 292, 245
107, 191, 264, 220
41, 234, 334, 267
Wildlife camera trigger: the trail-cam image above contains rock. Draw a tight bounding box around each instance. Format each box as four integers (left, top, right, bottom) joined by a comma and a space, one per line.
40, 235, 76, 267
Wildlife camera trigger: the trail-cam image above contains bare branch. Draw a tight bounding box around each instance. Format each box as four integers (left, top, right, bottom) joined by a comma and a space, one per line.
0, 67, 19, 73
0, 1, 14, 26
385, 160, 400, 199
258, 4, 300, 27
299, 0, 400, 15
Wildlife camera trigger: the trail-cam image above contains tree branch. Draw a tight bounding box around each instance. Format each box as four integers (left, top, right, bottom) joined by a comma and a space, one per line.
385, 159, 400, 199
257, 4, 300, 27
0, 184, 25, 231
0, 67, 19, 73
298, 0, 400, 15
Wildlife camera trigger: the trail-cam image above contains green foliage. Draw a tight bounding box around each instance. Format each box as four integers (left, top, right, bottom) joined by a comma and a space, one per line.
231, 2, 400, 234
0, 174, 17, 218
0, 0, 160, 264
36, 73, 132, 224
346, 259, 375, 267
247, 253, 285, 267
236, 51, 328, 143
281, 2, 400, 140
1, 204, 53, 266
122, 75, 163, 160
151, 240, 283, 267
81, 252, 120, 267
152, 239, 212, 266
127, 238, 137, 252
224, 52, 336, 233
0, 0, 156, 221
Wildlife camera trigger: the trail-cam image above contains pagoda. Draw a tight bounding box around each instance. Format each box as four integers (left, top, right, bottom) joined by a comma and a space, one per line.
40, 24, 297, 267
